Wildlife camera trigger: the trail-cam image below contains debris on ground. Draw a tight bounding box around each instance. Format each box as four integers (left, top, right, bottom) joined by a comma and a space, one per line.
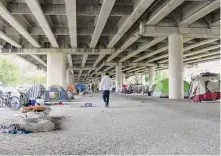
0, 106, 54, 134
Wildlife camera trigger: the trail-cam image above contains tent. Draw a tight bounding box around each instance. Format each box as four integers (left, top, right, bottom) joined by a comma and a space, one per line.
75, 82, 87, 93
67, 84, 75, 99
26, 84, 45, 100
45, 85, 70, 102
189, 73, 220, 102
153, 78, 189, 98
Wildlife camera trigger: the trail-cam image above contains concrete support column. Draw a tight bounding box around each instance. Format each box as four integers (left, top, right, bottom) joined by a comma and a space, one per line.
101, 73, 105, 80
141, 75, 143, 84
168, 33, 184, 99
47, 53, 66, 88
149, 66, 155, 89
66, 69, 73, 85
122, 73, 126, 84
115, 65, 122, 93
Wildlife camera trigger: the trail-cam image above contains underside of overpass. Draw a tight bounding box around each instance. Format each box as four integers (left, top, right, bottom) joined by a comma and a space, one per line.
0, 0, 220, 91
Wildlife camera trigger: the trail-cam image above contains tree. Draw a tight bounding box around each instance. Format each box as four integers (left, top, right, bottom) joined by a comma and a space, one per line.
21, 74, 47, 85
155, 70, 167, 83
0, 58, 19, 85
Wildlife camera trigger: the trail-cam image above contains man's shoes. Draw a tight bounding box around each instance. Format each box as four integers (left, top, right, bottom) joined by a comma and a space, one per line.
105, 102, 107, 107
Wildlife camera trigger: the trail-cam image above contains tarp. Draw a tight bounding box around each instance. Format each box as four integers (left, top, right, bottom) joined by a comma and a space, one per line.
26, 84, 45, 100
153, 78, 189, 98
75, 82, 87, 92
0, 108, 54, 133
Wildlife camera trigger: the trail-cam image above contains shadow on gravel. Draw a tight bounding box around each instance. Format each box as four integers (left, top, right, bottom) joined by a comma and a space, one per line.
51, 116, 66, 131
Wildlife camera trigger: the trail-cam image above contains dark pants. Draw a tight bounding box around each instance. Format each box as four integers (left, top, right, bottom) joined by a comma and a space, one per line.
103, 90, 110, 106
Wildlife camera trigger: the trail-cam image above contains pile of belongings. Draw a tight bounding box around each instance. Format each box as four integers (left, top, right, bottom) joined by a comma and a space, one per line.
0, 124, 30, 134
21, 104, 47, 113
0, 105, 54, 134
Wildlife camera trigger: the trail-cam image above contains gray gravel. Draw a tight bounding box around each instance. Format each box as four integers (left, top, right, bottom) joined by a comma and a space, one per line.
0, 93, 220, 155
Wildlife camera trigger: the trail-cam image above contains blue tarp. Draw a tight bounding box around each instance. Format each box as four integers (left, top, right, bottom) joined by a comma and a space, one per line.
75, 82, 87, 92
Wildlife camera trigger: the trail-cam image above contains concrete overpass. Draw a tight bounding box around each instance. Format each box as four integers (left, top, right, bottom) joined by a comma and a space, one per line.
0, 0, 220, 99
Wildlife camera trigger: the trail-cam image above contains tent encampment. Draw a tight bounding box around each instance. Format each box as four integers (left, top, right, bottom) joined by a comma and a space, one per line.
45, 85, 70, 102
189, 72, 220, 102
153, 78, 189, 98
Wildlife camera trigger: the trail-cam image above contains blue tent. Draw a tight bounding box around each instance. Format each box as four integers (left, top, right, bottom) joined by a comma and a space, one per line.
45, 85, 70, 102
75, 82, 87, 92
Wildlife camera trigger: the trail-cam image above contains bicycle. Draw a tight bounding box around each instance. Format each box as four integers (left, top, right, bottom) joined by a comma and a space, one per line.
0, 92, 21, 111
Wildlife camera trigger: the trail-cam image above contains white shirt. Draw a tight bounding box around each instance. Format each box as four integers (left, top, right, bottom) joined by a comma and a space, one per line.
101, 75, 112, 91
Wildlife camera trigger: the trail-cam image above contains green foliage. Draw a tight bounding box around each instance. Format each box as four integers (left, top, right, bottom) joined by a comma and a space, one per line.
21, 74, 47, 85
0, 57, 46, 86
155, 70, 168, 84
0, 58, 19, 85
142, 70, 168, 84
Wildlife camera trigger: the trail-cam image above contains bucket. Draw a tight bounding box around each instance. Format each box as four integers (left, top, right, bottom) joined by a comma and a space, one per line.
28, 99, 36, 105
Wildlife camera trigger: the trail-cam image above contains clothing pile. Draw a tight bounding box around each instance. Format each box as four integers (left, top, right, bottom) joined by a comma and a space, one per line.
0, 106, 54, 134
0, 124, 30, 134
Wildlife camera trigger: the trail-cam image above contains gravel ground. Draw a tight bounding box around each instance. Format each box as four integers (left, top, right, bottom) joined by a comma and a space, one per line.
0, 93, 220, 155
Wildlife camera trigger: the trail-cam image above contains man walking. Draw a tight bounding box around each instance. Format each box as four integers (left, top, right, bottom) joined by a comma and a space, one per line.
101, 73, 112, 107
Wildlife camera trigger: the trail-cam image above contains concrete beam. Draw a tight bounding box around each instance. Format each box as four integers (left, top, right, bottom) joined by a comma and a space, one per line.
69, 67, 95, 70
119, 37, 167, 62
8, 3, 133, 16
102, 62, 156, 67
4, 27, 116, 36
158, 44, 220, 63
185, 55, 220, 64
184, 44, 220, 57
146, 0, 185, 25
0, 2, 40, 47
16, 55, 38, 69
133, 46, 168, 62
123, 66, 135, 72
106, 33, 140, 62
0, 31, 21, 48
142, 26, 220, 38
96, 64, 105, 72
179, 0, 220, 26
0, 48, 115, 55
104, 66, 114, 72
65, 0, 77, 48
148, 54, 168, 63
183, 50, 220, 62
81, 54, 88, 68
90, 0, 116, 48
126, 67, 147, 73
30, 54, 47, 67
25, 0, 58, 48
183, 39, 219, 51
93, 54, 106, 67
107, 0, 155, 48
210, 19, 220, 27
125, 62, 155, 67
187, 57, 220, 65
0, 30, 43, 70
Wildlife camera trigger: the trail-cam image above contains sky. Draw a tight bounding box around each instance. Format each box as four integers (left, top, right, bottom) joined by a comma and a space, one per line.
184, 60, 220, 81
